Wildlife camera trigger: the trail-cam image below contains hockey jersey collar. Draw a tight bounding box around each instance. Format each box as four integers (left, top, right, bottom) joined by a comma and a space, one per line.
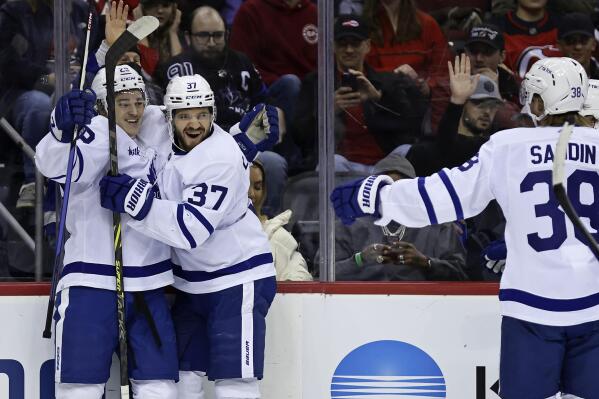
172, 125, 215, 156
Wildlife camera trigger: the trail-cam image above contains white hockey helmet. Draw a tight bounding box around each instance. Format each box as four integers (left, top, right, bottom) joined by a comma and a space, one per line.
580, 79, 599, 126
91, 64, 147, 112
164, 74, 216, 126
520, 57, 588, 122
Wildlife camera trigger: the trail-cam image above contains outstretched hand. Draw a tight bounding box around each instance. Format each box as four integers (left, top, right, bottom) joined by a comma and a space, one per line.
106, 0, 129, 46
448, 53, 480, 105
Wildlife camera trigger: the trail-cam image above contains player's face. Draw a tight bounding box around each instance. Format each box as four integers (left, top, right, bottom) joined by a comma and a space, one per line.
248, 165, 265, 211
465, 43, 504, 73
558, 35, 597, 67
115, 91, 146, 138
335, 38, 370, 71
463, 99, 501, 134
190, 14, 226, 60
173, 107, 213, 151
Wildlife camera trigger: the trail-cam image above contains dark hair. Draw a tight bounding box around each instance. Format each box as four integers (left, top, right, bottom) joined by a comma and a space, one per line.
363, 0, 422, 46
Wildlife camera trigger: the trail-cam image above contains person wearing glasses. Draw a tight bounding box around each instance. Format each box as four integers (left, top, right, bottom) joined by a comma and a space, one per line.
159, 5, 267, 131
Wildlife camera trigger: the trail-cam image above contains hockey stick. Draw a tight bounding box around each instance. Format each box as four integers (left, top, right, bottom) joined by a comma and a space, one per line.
552, 122, 599, 260
43, 9, 94, 339
104, 16, 159, 399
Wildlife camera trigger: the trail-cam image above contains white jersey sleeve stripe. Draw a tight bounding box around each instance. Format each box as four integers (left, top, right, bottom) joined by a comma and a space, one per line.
183, 203, 215, 235
177, 204, 197, 249
46, 146, 84, 183
417, 177, 438, 224
499, 288, 599, 312
437, 169, 465, 221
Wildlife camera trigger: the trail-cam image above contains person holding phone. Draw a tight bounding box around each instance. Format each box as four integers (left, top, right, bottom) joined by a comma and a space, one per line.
317, 153, 468, 281
293, 14, 428, 173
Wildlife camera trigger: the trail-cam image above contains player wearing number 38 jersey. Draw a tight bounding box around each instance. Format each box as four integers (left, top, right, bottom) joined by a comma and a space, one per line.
100, 74, 276, 399
332, 57, 599, 399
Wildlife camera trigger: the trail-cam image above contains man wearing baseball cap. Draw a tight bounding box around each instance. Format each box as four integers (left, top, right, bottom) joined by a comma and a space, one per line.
293, 14, 427, 173
557, 13, 599, 79
407, 55, 504, 177
465, 23, 519, 105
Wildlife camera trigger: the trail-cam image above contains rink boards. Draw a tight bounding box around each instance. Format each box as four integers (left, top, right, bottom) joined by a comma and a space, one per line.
0, 282, 502, 399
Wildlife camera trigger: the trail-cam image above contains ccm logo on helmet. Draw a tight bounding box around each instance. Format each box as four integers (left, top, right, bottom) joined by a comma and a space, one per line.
185, 95, 204, 99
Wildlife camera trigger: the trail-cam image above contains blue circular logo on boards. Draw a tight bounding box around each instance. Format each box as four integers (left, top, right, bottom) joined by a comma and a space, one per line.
331, 340, 446, 398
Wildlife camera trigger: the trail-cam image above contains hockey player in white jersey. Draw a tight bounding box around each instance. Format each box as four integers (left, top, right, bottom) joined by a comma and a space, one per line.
99, 74, 277, 399
580, 79, 599, 128
35, 64, 178, 399
332, 57, 599, 399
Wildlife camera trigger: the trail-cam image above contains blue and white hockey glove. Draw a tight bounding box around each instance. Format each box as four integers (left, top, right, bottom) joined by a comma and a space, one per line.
481, 239, 507, 274
330, 175, 393, 226
99, 173, 155, 221
239, 103, 281, 152
233, 132, 258, 162
51, 89, 96, 143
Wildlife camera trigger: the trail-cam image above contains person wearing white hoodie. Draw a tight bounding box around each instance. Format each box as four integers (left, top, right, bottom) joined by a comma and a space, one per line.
248, 160, 312, 281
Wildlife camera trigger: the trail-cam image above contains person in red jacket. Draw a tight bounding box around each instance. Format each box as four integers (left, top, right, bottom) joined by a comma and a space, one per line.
362, 0, 452, 134
229, 0, 317, 122
491, 0, 558, 73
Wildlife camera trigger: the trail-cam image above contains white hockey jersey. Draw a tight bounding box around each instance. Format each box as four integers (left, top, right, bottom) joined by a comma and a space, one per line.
129, 124, 275, 294
35, 105, 173, 292
377, 126, 599, 326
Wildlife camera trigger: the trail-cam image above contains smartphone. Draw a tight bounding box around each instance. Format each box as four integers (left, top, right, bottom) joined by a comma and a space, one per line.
341, 72, 358, 91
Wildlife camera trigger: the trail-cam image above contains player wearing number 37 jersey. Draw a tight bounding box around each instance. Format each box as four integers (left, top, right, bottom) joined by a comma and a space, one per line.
332, 57, 599, 399
100, 74, 276, 399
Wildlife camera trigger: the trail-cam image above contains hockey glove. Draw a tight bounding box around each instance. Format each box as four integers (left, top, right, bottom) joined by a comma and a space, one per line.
51, 89, 96, 143
233, 132, 258, 163
99, 173, 155, 221
239, 103, 281, 152
330, 175, 393, 226
482, 239, 507, 274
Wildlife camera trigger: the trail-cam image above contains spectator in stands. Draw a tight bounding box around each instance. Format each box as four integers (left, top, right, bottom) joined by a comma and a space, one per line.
491, 0, 558, 74
464, 23, 523, 129
407, 54, 502, 176
465, 23, 519, 103
363, 0, 452, 133
249, 160, 313, 281
0, 0, 98, 208
136, 0, 183, 77
556, 13, 599, 80
325, 154, 468, 281
159, 6, 267, 129
178, 0, 244, 29
229, 0, 318, 120
293, 14, 426, 172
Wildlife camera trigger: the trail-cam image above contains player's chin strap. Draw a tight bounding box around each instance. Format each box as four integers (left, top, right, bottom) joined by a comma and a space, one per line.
133, 292, 162, 348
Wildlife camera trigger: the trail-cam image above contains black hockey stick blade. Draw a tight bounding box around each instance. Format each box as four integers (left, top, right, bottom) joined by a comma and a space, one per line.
552, 122, 599, 260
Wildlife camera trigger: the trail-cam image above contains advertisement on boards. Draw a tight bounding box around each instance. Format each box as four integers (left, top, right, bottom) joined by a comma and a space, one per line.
0, 291, 502, 398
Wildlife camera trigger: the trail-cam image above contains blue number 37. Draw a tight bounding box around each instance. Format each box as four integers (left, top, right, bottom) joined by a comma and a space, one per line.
520, 170, 599, 251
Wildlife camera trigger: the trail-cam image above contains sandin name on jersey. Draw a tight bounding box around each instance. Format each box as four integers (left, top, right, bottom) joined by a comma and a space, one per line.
529, 143, 596, 166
